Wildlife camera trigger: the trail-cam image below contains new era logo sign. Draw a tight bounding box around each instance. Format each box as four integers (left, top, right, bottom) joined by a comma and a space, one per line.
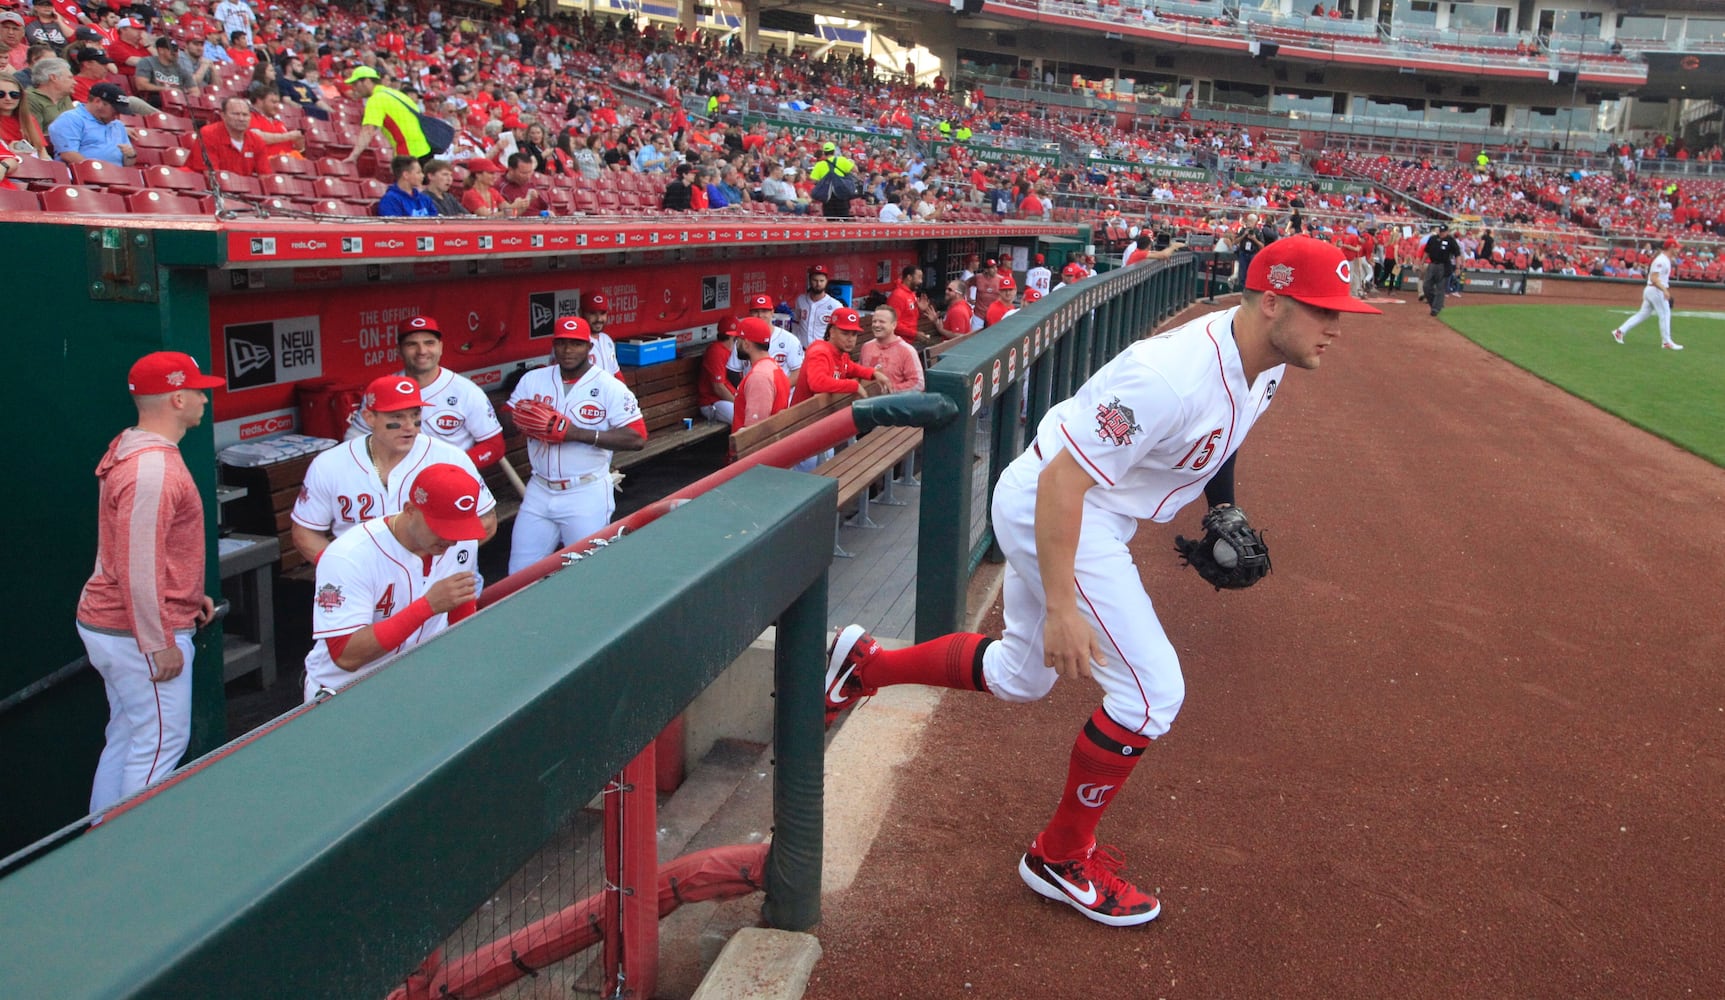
478, 236, 494, 250
417, 236, 435, 251
530, 234, 545, 248
529, 292, 556, 339
341, 237, 363, 254
229, 336, 271, 379
249, 237, 276, 256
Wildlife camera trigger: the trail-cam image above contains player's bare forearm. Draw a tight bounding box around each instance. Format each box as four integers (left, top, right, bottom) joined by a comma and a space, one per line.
593, 426, 647, 452
291, 523, 333, 565
480, 511, 498, 543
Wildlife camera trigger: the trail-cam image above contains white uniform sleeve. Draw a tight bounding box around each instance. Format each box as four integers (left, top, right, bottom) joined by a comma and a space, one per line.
596, 334, 620, 375
311, 545, 379, 639
605, 378, 644, 431
1051, 360, 1183, 489
774, 332, 805, 373
290, 449, 339, 531
459, 377, 504, 441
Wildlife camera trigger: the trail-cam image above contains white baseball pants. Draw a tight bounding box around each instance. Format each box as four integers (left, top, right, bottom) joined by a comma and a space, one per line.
979, 456, 1186, 738
78, 624, 194, 815
509, 475, 615, 574
1617, 285, 1673, 345
700, 401, 735, 424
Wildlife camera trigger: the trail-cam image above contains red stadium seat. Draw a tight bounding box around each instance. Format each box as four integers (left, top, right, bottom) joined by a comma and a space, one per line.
355, 178, 390, 200
40, 186, 130, 214
6, 158, 72, 190
268, 155, 313, 176
160, 147, 193, 169
259, 174, 314, 199
0, 188, 42, 212
596, 190, 622, 213
214, 171, 262, 197
306, 198, 347, 215
314, 157, 357, 178
312, 176, 359, 200
128, 191, 205, 215
144, 111, 194, 132
130, 128, 178, 149
573, 190, 598, 213
71, 161, 147, 193
142, 164, 205, 193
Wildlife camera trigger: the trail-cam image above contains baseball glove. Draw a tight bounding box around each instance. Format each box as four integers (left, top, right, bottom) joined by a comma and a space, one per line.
1174, 505, 1271, 591
512, 399, 570, 443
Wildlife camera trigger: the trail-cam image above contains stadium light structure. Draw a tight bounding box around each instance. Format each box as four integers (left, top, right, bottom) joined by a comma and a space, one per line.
1561, 12, 1603, 154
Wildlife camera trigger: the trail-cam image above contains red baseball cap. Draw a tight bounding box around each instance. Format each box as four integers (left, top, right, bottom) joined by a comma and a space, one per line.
718, 315, 740, 335
465, 158, 504, 173
747, 293, 774, 311
998, 275, 1016, 290
554, 316, 593, 341
365, 374, 426, 412
128, 351, 224, 394
1062, 262, 1083, 277
829, 308, 862, 332
737, 317, 774, 345
582, 292, 608, 312
809, 263, 830, 276
403, 315, 442, 337
984, 258, 998, 268
408, 463, 488, 542
1033, 253, 1045, 264
1245, 236, 1382, 315
1023, 288, 1043, 303
1663, 237, 1681, 249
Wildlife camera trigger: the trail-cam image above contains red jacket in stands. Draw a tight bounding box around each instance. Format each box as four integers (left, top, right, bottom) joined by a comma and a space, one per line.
196, 121, 268, 176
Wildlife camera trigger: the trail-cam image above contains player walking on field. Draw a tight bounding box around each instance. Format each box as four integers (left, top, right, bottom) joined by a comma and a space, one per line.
1611, 237, 1683, 350
824, 238, 1380, 926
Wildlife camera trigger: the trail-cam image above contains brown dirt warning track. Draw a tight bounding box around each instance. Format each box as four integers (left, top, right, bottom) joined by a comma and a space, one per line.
804, 294, 1725, 1000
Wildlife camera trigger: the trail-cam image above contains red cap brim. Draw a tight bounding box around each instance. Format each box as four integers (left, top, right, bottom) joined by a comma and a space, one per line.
1287, 292, 1382, 315
421, 509, 488, 542
181, 373, 227, 389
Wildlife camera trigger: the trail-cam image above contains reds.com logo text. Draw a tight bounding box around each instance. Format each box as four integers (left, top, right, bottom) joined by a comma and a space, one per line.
469, 370, 502, 387
239, 415, 294, 440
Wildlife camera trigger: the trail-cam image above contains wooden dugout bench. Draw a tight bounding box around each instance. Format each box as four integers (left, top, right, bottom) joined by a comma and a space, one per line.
729, 391, 923, 558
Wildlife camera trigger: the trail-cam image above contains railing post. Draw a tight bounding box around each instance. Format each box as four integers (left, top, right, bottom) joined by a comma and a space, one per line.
764, 569, 828, 932
916, 371, 974, 641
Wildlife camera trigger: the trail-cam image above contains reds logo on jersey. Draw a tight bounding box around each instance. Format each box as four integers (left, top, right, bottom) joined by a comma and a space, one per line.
578, 402, 606, 422
1095, 397, 1142, 446
315, 584, 344, 611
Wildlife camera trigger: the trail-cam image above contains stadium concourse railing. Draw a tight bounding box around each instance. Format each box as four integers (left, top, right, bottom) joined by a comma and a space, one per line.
916, 253, 1198, 640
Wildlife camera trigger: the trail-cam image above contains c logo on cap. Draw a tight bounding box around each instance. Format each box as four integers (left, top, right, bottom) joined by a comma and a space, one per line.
1335, 260, 1352, 283
454, 494, 478, 512
395, 378, 416, 395
409, 317, 428, 329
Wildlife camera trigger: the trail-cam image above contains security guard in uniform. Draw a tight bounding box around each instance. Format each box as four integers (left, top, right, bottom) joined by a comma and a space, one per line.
808, 140, 857, 219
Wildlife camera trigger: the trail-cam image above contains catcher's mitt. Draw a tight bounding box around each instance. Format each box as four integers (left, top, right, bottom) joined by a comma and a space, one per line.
1174, 505, 1271, 590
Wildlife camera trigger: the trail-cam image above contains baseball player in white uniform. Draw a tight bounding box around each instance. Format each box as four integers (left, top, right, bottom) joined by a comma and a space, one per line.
822, 237, 1380, 927
345, 315, 506, 468
792, 264, 843, 348
729, 293, 805, 385
1611, 237, 1683, 350
302, 463, 487, 702
579, 292, 623, 375
504, 316, 647, 575
1025, 254, 1053, 297
292, 375, 497, 567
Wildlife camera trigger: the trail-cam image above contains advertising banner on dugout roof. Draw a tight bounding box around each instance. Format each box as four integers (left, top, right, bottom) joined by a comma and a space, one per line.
207, 249, 911, 449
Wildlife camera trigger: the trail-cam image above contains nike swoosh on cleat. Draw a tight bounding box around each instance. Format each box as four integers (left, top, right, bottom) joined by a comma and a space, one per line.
1046, 865, 1098, 906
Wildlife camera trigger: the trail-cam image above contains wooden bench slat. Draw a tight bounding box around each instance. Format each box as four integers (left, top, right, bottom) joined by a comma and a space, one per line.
729, 393, 850, 459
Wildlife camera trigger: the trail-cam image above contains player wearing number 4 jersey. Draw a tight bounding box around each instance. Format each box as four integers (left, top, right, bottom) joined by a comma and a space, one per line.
345, 315, 506, 466
825, 237, 1379, 927
302, 464, 488, 702
1611, 237, 1683, 350
504, 316, 647, 575
293, 375, 498, 567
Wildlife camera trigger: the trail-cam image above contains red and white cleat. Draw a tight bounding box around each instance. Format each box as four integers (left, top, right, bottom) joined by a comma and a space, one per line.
1019, 840, 1161, 927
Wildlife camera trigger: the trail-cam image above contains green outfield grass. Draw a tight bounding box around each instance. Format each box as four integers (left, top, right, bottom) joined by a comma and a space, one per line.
1440, 303, 1725, 467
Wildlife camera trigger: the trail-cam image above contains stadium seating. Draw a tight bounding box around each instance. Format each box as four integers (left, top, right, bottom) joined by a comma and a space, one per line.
40, 187, 130, 215
0, 189, 42, 212
128, 191, 206, 215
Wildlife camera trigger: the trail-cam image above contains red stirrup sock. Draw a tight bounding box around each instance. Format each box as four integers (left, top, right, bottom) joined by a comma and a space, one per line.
856, 633, 992, 692
1036, 707, 1150, 862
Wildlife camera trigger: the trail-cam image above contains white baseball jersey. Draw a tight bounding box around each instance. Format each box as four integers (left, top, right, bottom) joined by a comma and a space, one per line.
292, 434, 497, 538
302, 517, 480, 698
345, 368, 503, 450
727, 329, 804, 377
1647, 252, 1671, 289
507, 363, 644, 483
1031, 306, 1284, 523
792, 293, 842, 348
591, 332, 620, 375
1025, 266, 1052, 296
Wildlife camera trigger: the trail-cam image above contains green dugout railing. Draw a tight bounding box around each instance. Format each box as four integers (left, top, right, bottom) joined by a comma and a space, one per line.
0, 469, 834, 999
915, 255, 1199, 641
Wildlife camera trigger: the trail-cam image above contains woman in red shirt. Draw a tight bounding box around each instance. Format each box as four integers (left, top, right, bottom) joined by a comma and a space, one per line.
0, 80, 47, 157
460, 159, 509, 216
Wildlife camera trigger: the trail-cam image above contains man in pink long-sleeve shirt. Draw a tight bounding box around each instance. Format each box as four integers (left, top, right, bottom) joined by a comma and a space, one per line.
76, 351, 221, 815
860, 306, 925, 393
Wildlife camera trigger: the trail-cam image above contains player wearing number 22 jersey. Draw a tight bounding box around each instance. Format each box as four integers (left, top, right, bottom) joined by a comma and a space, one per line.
302, 464, 490, 702
821, 237, 1380, 928
292, 375, 497, 568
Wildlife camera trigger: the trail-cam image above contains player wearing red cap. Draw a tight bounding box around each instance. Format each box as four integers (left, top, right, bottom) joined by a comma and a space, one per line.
732, 318, 791, 431
301, 463, 488, 702
1025, 254, 1052, 297
579, 292, 623, 375
822, 237, 1380, 928
969, 258, 1003, 313
345, 315, 505, 468
983, 275, 1019, 327
795, 307, 891, 401
77, 352, 224, 814
504, 317, 647, 574
728, 293, 804, 386
793, 264, 842, 348
1610, 237, 1683, 350
292, 375, 498, 567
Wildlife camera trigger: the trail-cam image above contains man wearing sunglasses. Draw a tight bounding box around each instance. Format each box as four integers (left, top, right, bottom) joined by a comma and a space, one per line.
291, 375, 497, 567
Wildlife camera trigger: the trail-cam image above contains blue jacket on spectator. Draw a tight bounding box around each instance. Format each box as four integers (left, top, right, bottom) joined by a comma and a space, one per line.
377, 186, 438, 217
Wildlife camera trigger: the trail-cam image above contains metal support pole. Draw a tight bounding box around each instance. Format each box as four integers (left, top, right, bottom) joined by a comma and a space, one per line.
916, 373, 974, 640
764, 571, 829, 930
